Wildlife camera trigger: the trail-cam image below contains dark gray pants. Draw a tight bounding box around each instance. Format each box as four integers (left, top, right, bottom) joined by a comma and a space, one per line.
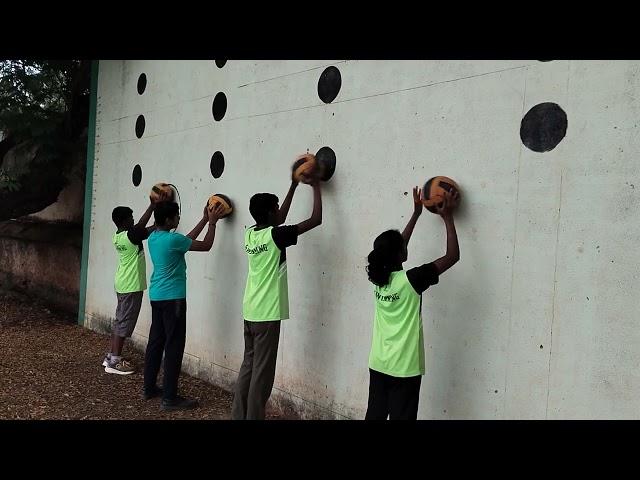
231, 320, 281, 420
114, 291, 143, 337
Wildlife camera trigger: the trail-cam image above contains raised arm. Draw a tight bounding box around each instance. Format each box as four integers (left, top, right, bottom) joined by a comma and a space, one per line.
137, 190, 171, 232
432, 191, 461, 275
189, 203, 226, 252
134, 201, 155, 230
275, 179, 298, 226
186, 204, 209, 240
402, 186, 423, 246
295, 180, 322, 235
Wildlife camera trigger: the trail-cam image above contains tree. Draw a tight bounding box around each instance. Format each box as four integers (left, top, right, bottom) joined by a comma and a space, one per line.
0, 60, 91, 220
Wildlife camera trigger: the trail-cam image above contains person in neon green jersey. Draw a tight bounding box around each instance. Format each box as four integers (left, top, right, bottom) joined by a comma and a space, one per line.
365, 186, 460, 420
232, 166, 323, 420
105, 191, 169, 375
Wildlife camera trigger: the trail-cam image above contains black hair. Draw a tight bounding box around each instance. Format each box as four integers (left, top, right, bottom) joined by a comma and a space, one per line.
112, 206, 133, 227
366, 230, 405, 287
154, 201, 180, 227
249, 193, 279, 225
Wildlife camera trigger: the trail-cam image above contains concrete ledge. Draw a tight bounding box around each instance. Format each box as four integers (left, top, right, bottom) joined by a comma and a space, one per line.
0, 220, 82, 248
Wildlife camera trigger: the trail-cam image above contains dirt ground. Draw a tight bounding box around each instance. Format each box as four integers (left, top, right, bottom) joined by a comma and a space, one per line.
0, 290, 296, 420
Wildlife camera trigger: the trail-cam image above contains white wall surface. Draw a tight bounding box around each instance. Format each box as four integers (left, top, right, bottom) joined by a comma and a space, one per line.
84, 60, 640, 419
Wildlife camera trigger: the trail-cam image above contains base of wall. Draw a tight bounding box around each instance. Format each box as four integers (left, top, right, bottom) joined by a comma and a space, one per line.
85, 312, 355, 420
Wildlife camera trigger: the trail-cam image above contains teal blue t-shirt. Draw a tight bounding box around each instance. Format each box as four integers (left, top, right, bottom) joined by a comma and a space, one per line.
148, 230, 193, 301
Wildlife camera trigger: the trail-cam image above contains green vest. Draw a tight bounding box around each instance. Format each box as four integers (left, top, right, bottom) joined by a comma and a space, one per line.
369, 270, 424, 377
242, 226, 289, 321
113, 230, 147, 294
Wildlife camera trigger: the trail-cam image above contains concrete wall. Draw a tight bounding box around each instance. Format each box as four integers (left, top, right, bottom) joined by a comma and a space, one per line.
0, 221, 82, 313
83, 60, 640, 419
0, 145, 85, 313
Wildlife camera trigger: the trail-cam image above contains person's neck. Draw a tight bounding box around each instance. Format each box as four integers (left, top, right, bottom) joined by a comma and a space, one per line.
389, 262, 403, 272
157, 226, 173, 232
255, 222, 272, 230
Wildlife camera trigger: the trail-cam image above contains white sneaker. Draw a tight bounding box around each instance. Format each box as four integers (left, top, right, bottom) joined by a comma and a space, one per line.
105, 359, 135, 375
102, 354, 111, 367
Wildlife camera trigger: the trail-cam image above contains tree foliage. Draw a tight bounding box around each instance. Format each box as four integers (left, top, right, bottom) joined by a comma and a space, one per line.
0, 60, 91, 219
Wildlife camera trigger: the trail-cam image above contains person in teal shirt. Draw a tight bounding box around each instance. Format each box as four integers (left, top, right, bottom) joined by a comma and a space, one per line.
365, 187, 460, 420
143, 200, 226, 411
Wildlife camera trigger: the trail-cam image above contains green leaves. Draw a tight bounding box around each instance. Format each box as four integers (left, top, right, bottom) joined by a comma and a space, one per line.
0, 60, 88, 143
0, 60, 90, 220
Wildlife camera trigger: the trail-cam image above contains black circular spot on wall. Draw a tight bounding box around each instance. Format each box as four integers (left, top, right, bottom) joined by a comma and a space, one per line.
135, 115, 145, 138
132, 164, 142, 186
212, 92, 227, 121
315, 146, 336, 181
317, 66, 341, 104
215, 60, 227, 68
137, 73, 147, 95
210, 151, 225, 178
520, 102, 567, 153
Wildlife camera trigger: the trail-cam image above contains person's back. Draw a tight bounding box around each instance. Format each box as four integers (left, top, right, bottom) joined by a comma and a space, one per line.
148, 229, 190, 302
370, 269, 424, 378
113, 228, 147, 294
243, 225, 290, 321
